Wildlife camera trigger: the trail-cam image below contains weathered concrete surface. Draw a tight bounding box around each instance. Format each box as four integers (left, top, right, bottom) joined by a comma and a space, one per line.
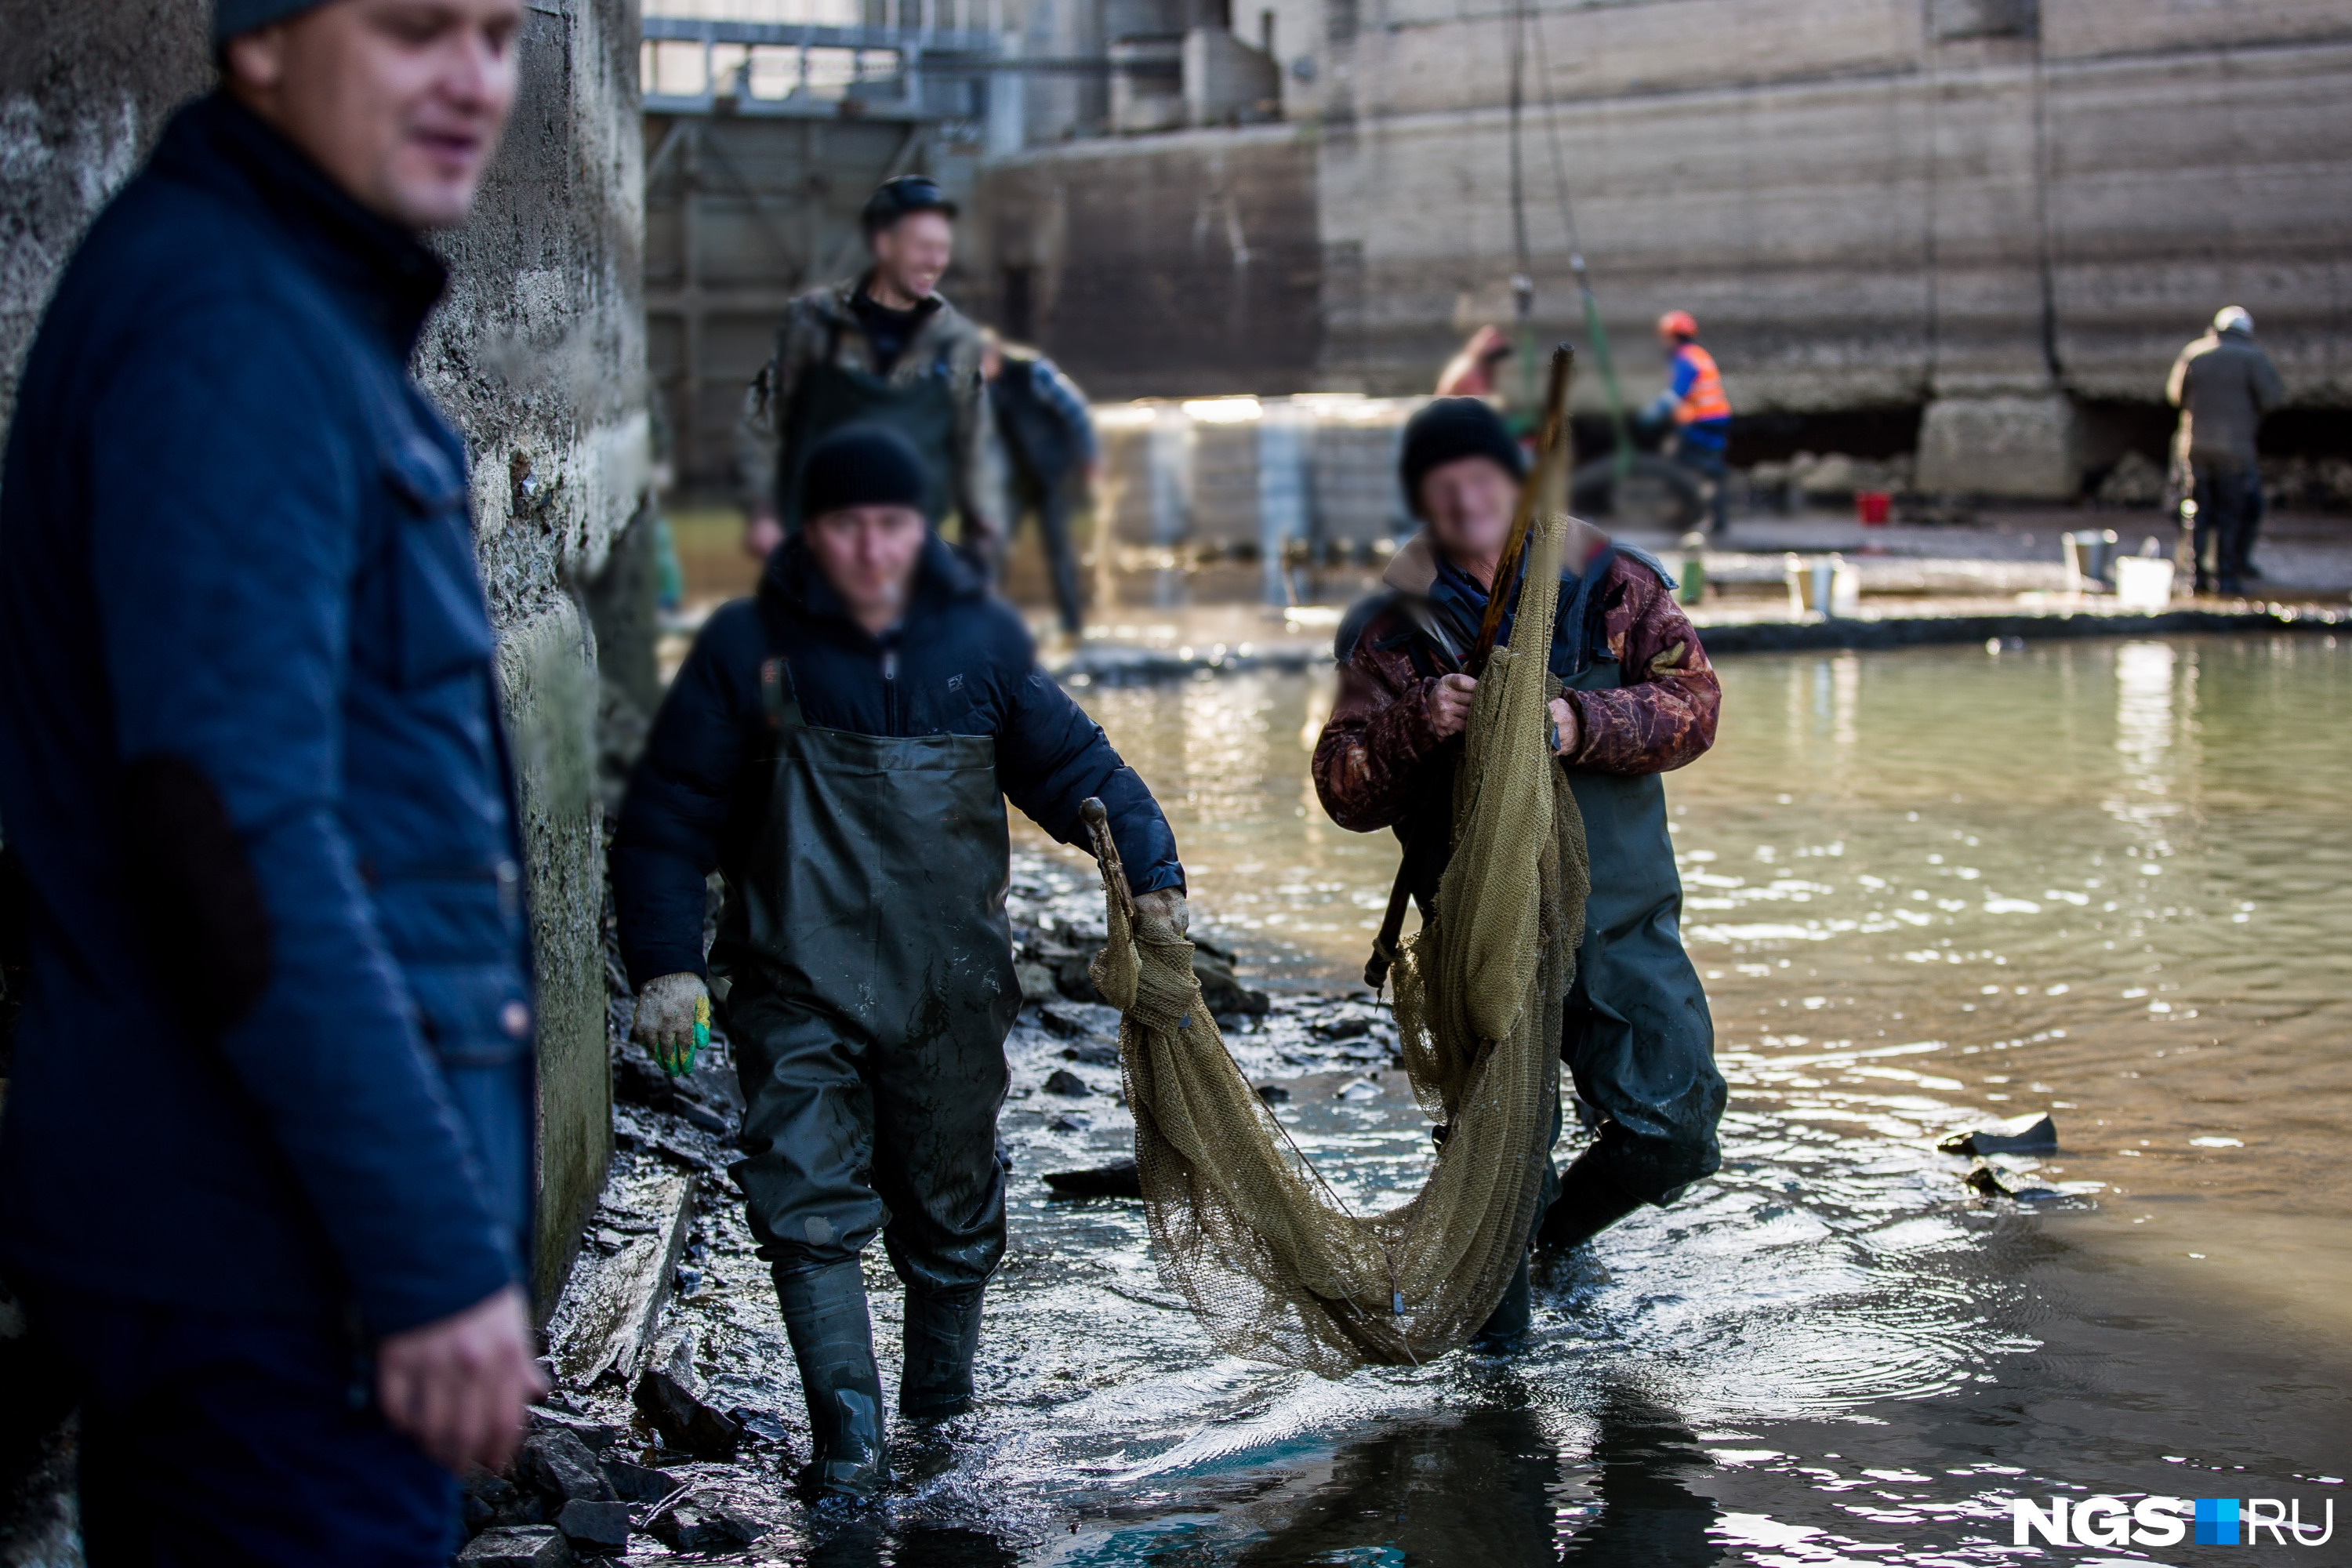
1915, 394, 2082, 499
0, 0, 648, 1318
968, 124, 1321, 399
982, 0, 2352, 495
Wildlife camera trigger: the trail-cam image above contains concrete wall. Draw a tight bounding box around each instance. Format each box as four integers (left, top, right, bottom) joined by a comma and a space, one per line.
0, 0, 647, 1316
969, 123, 1322, 399
985, 0, 2352, 495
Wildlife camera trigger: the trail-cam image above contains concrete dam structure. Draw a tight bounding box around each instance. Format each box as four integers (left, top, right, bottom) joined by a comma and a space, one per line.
966, 0, 2352, 498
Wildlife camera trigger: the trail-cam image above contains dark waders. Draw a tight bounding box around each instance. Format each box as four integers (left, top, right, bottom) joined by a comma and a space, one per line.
716, 659, 1021, 1501
777, 353, 960, 536
1470, 554, 1726, 1345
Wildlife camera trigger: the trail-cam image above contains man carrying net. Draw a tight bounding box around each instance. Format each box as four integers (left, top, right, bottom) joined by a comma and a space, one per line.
1314, 396, 1727, 1347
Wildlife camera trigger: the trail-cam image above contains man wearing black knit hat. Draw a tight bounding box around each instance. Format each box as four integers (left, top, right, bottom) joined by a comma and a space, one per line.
1314, 397, 1727, 1348
614, 424, 1185, 1508
0, 0, 540, 1559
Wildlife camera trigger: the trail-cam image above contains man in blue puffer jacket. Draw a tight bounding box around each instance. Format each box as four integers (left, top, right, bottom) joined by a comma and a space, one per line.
0, 1, 542, 1560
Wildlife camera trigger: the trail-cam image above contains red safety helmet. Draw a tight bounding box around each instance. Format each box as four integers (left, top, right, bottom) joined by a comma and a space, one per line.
1657, 309, 1699, 341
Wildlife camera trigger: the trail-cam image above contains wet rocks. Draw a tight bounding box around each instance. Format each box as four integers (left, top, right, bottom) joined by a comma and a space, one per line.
516, 1429, 615, 1507
1963, 1160, 2060, 1201
645, 1490, 770, 1552
633, 1357, 742, 1458
1191, 939, 1271, 1020
457, 1525, 575, 1566
1043, 1068, 1091, 1097
1254, 1083, 1291, 1105
597, 1454, 683, 1504
554, 1497, 633, 1556
1061, 1040, 1120, 1067
1938, 1112, 2057, 1156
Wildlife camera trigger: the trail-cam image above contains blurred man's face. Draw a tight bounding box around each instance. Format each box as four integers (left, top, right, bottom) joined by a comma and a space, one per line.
805, 506, 927, 630
869, 211, 954, 304
225, 0, 524, 230
1421, 456, 1519, 574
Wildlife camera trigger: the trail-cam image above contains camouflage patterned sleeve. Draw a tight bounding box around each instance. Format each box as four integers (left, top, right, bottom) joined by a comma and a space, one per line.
1559, 559, 1721, 775
1312, 633, 1446, 831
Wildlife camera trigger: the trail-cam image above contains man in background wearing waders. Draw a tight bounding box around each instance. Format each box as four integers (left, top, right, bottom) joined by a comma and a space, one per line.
1312, 397, 1727, 1349
612, 426, 1185, 1508
736, 176, 1007, 564
983, 329, 1100, 639
1646, 310, 1733, 535
2167, 306, 2284, 595
0, 1, 545, 1559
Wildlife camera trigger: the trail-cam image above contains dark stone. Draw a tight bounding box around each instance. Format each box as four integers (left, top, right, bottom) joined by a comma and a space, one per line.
1314, 1015, 1374, 1041
555, 1498, 633, 1556
1192, 947, 1270, 1018
526, 1406, 622, 1452
1061, 1041, 1120, 1067
456, 1525, 575, 1566
647, 1493, 770, 1552
633, 1363, 743, 1458
671, 1097, 730, 1135
1041, 1160, 1143, 1200
1042, 1069, 1091, 1097
463, 1473, 521, 1534
1937, 1112, 2057, 1156
1034, 1006, 1091, 1039
728, 1406, 793, 1447
1255, 1083, 1291, 1105
597, 1454, 683, 1504
514, 1428, 616, 1504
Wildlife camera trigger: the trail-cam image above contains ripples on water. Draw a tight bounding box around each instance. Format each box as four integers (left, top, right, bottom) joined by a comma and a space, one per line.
662, 635, 2350, 1565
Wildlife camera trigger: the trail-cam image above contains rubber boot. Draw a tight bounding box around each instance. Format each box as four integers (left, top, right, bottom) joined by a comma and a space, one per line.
1469, 1249, 1534, 1352
773, 1261, 890, 1508
1536, 1149, 1645, 1253
900, 1283, 985, 1420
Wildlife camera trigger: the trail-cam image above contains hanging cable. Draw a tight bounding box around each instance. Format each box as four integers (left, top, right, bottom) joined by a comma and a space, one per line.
1526, 5, 1633, 476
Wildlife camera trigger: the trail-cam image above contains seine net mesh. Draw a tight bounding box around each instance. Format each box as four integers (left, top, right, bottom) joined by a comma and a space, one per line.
1080, 510, 1589, 1376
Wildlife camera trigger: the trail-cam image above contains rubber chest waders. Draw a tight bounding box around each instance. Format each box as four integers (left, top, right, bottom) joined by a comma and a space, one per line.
715, 655, 1021, 1293
1548, 560, 1724, 1203
776, 343, 960, 535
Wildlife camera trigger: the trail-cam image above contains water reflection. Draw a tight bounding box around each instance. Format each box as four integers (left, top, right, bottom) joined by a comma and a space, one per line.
650, 635, 2351, 1566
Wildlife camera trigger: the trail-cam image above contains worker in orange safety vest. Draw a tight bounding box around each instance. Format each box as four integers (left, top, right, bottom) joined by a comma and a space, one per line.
1646, 310, 1733, 535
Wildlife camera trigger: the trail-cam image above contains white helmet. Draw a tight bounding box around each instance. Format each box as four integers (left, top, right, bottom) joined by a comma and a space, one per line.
2212, 306, 2253, 335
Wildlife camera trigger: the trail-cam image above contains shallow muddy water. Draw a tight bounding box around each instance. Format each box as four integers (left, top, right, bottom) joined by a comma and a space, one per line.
620, 633, 2350, 1566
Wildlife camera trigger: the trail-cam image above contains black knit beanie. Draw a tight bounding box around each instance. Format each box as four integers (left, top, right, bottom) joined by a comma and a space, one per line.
1399, 397, 1528, 516
215, 0, 328, 42
800, 425, 934, 523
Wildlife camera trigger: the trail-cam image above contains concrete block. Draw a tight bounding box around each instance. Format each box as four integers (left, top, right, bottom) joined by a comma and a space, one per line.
1914, 394, 2084, 500
544, 1167, 695, 1387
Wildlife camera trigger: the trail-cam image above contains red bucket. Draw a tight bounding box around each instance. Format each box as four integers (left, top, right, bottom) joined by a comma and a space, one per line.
1856, 490, 1892, 526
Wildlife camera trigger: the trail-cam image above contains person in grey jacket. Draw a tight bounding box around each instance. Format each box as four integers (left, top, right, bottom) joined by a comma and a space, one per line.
2167, 306, 2285, 594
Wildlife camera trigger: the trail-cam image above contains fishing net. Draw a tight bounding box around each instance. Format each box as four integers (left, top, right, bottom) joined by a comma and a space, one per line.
1080, 510, 1588, 1376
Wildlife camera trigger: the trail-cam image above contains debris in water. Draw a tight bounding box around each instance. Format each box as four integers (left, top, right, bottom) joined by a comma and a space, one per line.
1043, 1160, 1144, 1199
1255, 1083, 1292, 1105
1964, 1160, 2061, 1201
1939, 1111, 2058, 1156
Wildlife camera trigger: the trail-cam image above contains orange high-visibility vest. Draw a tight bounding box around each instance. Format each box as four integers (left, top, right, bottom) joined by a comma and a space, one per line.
1672, 343, 1732, 423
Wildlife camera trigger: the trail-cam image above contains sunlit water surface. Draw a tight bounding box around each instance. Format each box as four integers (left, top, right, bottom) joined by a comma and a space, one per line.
667, 634, 2350, 1566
